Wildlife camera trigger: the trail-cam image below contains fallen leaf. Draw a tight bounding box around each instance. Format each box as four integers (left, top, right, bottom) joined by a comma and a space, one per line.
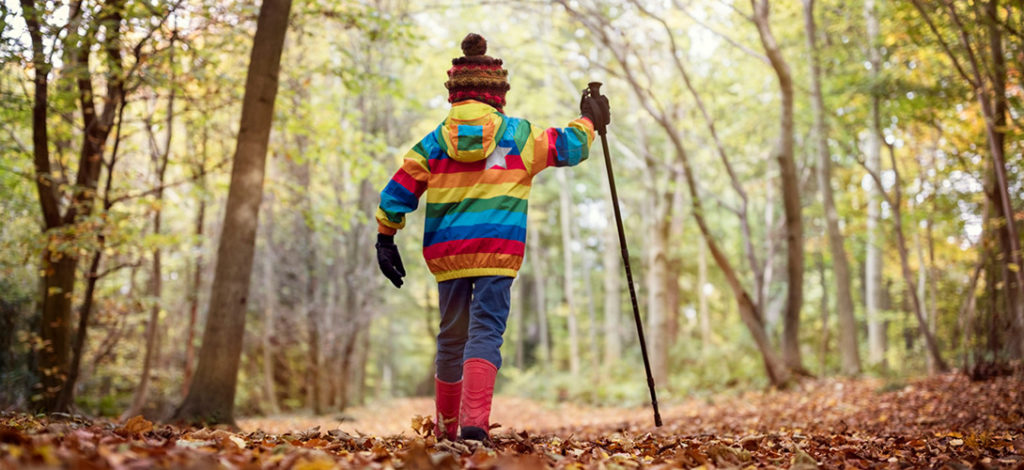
116, 416, 153, 437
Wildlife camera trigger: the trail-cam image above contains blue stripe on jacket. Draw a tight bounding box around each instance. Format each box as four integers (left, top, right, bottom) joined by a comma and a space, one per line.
424, 223, 528, 246
425, 209, 528, 234
553, 127, 587, 167
380, 180, 418, 222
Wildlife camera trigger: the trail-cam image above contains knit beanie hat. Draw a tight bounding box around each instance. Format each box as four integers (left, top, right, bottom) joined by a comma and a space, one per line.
445, 33, 510, 113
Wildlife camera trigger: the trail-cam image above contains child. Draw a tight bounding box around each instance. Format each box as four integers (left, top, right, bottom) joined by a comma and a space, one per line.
374, 33, 610, 441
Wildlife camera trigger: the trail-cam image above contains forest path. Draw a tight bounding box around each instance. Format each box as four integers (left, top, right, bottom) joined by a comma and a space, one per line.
239, 395, 653, 437
234, 373, 1023, 467
2, 373, 1020, 468
238, 373, 1022, 439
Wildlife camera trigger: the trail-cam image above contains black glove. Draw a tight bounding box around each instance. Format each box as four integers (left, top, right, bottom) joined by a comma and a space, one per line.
580, 89, 610, 129
375, 233, 405, 288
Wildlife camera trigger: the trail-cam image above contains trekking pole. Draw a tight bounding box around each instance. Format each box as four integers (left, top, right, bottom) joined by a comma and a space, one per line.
587, 81, 662, 427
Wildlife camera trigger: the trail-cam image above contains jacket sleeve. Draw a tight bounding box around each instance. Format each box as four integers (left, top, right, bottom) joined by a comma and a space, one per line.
376, 133, 435, 235
526, 116, 595, 176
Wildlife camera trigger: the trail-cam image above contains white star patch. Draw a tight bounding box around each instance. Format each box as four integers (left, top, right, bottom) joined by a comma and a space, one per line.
485, 145, 513, 169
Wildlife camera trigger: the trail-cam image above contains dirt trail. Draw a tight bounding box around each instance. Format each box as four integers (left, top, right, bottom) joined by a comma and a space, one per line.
3, 374, 1021, 468
239, 395, 653, 436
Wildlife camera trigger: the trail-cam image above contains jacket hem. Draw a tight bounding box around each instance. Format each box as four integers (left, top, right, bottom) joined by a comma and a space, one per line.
433, 268, 517, 282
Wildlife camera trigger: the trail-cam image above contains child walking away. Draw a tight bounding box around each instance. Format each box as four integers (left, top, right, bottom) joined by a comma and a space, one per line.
374, 33, 611, 442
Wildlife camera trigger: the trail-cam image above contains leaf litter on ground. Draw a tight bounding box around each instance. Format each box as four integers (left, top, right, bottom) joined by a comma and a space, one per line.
1, 373, 1022, 469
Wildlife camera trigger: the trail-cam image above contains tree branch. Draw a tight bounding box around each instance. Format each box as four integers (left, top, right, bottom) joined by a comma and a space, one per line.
909, 0, 978, 88
673, 0, 770, 64
107, 157, 229, 206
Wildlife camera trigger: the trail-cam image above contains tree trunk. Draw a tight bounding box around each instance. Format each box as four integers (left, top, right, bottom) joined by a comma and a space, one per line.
803, 0, 861, 375
124, 44, 176, 419
667, 128, 791, 386
583, 250, 599, 381
915, 226, 933, 371
31, 0, 126, 412
603, 215, 622, 365
337, 179, 376, 410
260, 176, 279, 414
173, 0, 292, 426
22, 0, 65, 409
123, 216, 162, 419
698, 239, 711, 355
337, 321, 358, 410
752, 0, 805, 373
908, 0, 1023, 361
58, 93, 128, 410
558, 171, 580, 375
38, 253, 77, 412
862, 143, 949, 372
296, 151, 322, 413
665, 165, 686, 361
353, 328, 371, 406
22, 0, 68, 412
513, 278, 525, 368
646, 212, 669, 386
529, 221, 551, 363
925, 215, 939, 348
817, 251, 830, 375
981, 0, 1024, 359
183, 127, 208, 394
959, 260, 984, 368
893, 212, 949, 372
863, 0, 887, 368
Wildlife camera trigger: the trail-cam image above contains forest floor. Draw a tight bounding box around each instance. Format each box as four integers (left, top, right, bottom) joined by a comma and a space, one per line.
2, 372, 1022, 469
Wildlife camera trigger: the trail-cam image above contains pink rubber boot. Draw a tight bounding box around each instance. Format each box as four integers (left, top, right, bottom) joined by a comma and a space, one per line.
434, 377, 461, 440
459, 358, 497, 441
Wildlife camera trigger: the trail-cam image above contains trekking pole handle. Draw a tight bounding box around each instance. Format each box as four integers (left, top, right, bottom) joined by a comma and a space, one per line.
586, 82, 608, 136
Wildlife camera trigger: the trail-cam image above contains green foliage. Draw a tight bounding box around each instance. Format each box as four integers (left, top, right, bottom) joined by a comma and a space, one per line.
0, 0, 1018, 417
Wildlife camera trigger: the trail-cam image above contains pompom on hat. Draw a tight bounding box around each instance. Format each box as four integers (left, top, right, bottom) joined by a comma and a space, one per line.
445, 33, 510, 112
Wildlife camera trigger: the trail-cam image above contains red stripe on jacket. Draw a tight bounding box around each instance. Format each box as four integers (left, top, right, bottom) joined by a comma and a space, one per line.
393, 167, 426, 195
423, 238, 526, 261
431, 158, 486, 174
545, 127, 559, 168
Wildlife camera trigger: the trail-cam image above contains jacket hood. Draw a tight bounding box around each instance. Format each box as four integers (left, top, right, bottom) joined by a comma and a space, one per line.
440, 101, 508, 163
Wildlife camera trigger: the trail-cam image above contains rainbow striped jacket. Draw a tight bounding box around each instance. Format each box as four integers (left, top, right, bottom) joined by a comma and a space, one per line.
376, 100, 595, 281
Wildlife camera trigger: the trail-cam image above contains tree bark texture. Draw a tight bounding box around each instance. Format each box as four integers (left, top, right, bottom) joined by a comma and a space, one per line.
698, 240, 711, 355
861, 144, 949, 372
260, 178, 279, 414
125, 51, 176, 419
583, 250, 599, 380
25, 0, 125, 412
182, 127, 208, 393
817, 251, 830, 375
291, 140, 322, 413
173, 0, 292, 426
979, 0, 1024, 359
803, 0, 861, 375
529, 221, 551, 363
752, 0, 805, 373
646, 207, 670, 386
603, 216, 622, 366
557, 171, 580, 375
864, 0, 888, 368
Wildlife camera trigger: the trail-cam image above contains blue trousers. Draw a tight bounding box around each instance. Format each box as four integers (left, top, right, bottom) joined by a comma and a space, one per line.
435, 276, 513, 383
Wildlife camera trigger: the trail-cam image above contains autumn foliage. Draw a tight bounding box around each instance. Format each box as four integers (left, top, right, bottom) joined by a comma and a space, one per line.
1, 373, 1021, 469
